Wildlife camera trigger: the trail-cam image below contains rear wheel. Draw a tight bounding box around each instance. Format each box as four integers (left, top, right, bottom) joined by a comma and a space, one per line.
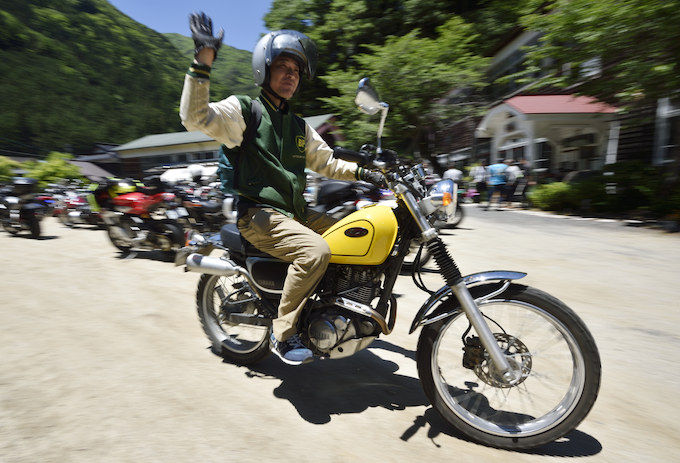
196, 273, 271, 364
417, 284, 601, 450
160, 220, 185, 250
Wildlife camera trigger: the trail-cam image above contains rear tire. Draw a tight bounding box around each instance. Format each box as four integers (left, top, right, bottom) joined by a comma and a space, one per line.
196, 273, 271, 365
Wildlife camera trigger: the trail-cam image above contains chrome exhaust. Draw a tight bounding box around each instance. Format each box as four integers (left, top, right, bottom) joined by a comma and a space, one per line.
183, 253, 271, 305
184, 253, 245, 277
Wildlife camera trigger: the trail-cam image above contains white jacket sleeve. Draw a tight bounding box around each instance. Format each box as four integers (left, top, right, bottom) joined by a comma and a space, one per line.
304, 123, 359, 182
179, 74, 246, 149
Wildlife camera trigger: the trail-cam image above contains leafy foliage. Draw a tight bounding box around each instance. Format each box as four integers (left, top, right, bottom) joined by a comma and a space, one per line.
164, 33, 257, 99
0, 0, 254, 157
265, 1, 494, 156
322, 17, 489, 154
0, 156, 22, 182
22, 152, 85, 188
518, 0, 680, 108
528, 162, 680, 218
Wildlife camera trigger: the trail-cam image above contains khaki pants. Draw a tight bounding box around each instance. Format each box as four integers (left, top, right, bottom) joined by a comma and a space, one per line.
237, 207, 336, 341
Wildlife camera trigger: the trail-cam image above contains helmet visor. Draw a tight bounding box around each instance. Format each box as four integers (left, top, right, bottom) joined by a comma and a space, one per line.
270, 31, 317, 79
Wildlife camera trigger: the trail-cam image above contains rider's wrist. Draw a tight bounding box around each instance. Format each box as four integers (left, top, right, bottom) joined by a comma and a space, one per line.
188, 62, 212, 79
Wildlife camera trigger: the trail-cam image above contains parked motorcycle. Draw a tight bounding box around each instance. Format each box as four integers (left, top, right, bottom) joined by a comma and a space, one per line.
53, 184, 104, 228
308, 177, 382, 219
0, 177, 45, 238
102, 176, 187, 253
175, 78, 601, 450
173, 182, 228, 234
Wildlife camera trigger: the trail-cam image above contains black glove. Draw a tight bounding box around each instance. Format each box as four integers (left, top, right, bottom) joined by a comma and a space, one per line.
361, 169, 387, 188
189, 12, 224, 60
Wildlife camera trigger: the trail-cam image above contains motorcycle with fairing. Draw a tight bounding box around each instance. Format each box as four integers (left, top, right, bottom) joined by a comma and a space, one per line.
176, 79, 601, 450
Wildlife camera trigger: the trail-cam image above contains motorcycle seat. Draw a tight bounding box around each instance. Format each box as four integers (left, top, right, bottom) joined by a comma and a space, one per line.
201, 200, 222, 213
220, 223, 273, 259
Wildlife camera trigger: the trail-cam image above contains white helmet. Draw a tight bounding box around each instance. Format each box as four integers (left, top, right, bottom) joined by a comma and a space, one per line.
252, 30, 318, 87
188, 163, 204, 182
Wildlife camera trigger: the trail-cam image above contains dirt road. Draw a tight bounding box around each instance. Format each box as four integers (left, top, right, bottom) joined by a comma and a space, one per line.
1, 212, 679, 462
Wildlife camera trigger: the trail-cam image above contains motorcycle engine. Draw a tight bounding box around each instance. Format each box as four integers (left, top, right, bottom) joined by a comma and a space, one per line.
306, 306, 378, 359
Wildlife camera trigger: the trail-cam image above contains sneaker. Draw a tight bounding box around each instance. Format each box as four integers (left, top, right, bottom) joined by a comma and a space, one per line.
270, 332, 313, 365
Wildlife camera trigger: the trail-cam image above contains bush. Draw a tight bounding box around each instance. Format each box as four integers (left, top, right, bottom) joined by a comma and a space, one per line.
23, 151, 85, 189
0, 155, 22, 182
527, 182, 574, 211
528, 161, 680, 218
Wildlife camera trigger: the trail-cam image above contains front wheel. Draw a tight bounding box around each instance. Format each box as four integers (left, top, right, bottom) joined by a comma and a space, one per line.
196, 273, 271, 364
28, 214, 41, 239
416, 284, 600, 450
434, 203, 465, 229
106, 216, 135, 252
1, 209, 18, 235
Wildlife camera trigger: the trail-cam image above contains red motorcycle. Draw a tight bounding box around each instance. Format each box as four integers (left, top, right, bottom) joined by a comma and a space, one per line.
101, 177, 187, 253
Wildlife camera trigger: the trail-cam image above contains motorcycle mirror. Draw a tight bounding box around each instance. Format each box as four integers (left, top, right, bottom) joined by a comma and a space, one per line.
355, 77, 390, 152
355, 78, 381, 115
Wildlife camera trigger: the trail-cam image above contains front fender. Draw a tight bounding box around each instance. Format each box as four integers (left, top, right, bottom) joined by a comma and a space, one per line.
408, 270, 526, 334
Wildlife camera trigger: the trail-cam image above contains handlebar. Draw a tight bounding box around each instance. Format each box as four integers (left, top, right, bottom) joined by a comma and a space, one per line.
333, 146, 372, 166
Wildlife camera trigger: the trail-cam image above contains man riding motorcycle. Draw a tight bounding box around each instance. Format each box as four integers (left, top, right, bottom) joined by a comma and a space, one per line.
179, 12, 382, 365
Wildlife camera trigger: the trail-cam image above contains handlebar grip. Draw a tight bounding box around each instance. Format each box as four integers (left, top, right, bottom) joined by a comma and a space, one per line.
333, 146, 371, 166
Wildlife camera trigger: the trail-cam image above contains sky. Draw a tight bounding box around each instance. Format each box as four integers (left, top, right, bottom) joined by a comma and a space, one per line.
107, 0, 273, 51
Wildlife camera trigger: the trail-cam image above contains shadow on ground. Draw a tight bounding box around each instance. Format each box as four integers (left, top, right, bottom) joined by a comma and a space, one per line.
220, 339, 601, 456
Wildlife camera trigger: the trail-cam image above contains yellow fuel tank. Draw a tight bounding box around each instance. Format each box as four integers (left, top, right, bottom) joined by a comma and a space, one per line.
322, 205, 398, 265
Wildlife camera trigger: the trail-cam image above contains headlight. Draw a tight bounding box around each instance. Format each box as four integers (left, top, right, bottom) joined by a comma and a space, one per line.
418, 179, 457, 218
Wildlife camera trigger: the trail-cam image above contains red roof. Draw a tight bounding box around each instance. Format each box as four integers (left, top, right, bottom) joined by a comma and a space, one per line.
505, 95, 618, 114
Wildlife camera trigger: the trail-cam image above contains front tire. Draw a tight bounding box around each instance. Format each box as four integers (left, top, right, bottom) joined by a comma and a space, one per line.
106, 216, 135, 252
28, 214, 41, 239
196, 273, 271, 365
416, 284, 601, 450
434, 203, 465, 229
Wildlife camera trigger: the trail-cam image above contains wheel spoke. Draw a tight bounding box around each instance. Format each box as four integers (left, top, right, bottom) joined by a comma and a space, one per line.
197, 274, 270, 363
430, 296, 588, 438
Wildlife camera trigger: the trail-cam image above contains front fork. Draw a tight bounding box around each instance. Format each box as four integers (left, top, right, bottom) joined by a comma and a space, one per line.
399, 189, 523, 382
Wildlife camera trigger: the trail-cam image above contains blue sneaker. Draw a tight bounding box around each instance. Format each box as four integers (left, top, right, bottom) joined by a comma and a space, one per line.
270, 332, 313, 365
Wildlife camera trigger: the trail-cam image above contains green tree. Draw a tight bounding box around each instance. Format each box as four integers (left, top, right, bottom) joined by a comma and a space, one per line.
0, 0, 255, 156
263, 0, 499, 116
0, 156, 22, 182
321, 16, 489, 156
23, 152, 84, 188
518, 0, 680, 108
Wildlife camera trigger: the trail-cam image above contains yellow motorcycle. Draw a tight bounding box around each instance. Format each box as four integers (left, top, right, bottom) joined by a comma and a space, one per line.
176, 79, 601, 450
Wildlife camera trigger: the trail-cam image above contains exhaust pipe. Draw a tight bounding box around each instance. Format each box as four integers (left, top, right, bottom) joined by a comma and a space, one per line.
185, 253, 245, 277
183, 253, 272, 309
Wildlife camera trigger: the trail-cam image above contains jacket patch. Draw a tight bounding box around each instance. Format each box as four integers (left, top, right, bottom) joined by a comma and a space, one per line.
296, 135, 306, 153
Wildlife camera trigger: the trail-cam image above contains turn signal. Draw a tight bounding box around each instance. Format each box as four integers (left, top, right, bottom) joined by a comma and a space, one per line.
442, 192, 453, 206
